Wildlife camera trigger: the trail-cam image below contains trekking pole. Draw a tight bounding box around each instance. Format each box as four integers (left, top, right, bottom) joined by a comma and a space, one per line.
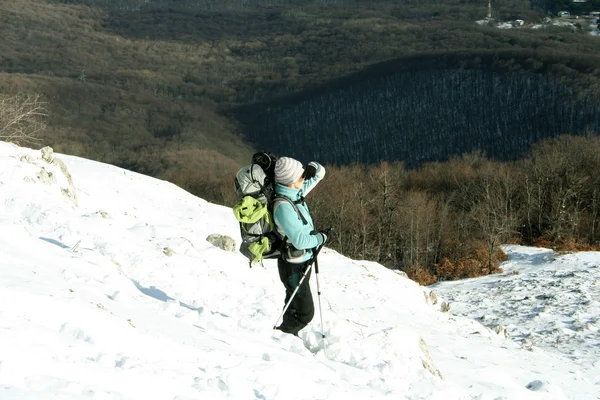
272, 243, 325, 330
273, 262, 314, 329
314, 252, 327, 357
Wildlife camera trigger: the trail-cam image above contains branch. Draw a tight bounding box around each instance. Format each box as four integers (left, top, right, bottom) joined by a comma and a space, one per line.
0, 93, 48, 144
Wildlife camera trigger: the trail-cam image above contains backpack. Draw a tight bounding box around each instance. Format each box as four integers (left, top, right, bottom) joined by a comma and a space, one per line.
233, 152, 305, 267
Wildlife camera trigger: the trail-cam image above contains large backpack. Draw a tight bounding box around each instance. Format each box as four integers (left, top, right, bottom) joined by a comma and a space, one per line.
232, 152, 305, 266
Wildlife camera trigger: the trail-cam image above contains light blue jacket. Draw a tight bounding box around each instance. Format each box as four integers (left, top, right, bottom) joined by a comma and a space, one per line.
273, 162, 326, 264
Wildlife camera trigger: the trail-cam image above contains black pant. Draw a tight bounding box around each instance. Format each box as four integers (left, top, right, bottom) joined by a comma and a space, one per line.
276, 258, 315, 336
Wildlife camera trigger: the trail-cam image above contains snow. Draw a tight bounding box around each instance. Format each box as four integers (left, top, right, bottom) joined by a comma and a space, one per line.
496, 22, 514, 30
0, 142, 599, 399
476, 16, 600, 35
432, 245, 600, 397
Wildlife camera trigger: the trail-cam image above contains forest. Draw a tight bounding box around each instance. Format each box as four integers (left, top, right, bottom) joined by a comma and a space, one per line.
2, 0, 600, 283
306, 135, 600, 284
234, 53, 600, 168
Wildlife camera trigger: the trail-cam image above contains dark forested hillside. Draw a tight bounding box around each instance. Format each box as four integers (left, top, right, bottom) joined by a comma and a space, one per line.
233, 52, 600, 167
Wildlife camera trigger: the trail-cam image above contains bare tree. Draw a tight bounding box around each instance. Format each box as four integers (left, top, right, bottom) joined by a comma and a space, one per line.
462, 162, 519, 273
0, 94, 48, 144
523, 136, 594, 245
367, 162, 404, 263
396, 190, 438, 269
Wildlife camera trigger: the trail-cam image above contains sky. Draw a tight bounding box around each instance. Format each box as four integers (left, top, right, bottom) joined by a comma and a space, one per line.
0, 141, 598, 400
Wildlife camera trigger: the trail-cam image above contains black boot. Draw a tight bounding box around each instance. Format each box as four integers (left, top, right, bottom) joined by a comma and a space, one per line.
275, 325, 299, 337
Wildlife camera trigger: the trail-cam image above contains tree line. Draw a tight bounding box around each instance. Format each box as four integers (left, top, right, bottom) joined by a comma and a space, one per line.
175, 134, 600, 286
307, 135, 600, 284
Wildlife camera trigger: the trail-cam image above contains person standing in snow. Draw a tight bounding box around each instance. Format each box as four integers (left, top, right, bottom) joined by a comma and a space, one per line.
272, 157, 327, 336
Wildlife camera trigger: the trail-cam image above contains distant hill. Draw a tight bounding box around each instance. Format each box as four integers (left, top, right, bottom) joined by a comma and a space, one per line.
233, 51, 600, 167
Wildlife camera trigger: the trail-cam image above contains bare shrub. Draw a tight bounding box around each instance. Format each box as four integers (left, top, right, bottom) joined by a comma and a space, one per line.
435, 257, 457, 281
532, 234, 554, 249
0, 93, 48, 144
434, 242, 503, 281
405, 264, 437, 286
456, 258, 485, 279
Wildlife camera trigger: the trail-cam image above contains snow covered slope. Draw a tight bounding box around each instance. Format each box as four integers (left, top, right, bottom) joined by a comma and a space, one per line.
0, 142, 597, 399
433, 245, 600, 398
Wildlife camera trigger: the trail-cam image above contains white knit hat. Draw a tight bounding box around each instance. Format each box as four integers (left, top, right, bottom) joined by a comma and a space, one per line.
274, 157, 304, 185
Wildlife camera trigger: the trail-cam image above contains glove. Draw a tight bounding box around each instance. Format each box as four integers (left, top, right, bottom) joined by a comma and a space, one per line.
316, 231, 328, 246
302, 162, 318, 180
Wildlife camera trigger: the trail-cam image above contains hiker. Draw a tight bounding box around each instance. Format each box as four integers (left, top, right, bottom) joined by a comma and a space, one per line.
272, 156, 327, 336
